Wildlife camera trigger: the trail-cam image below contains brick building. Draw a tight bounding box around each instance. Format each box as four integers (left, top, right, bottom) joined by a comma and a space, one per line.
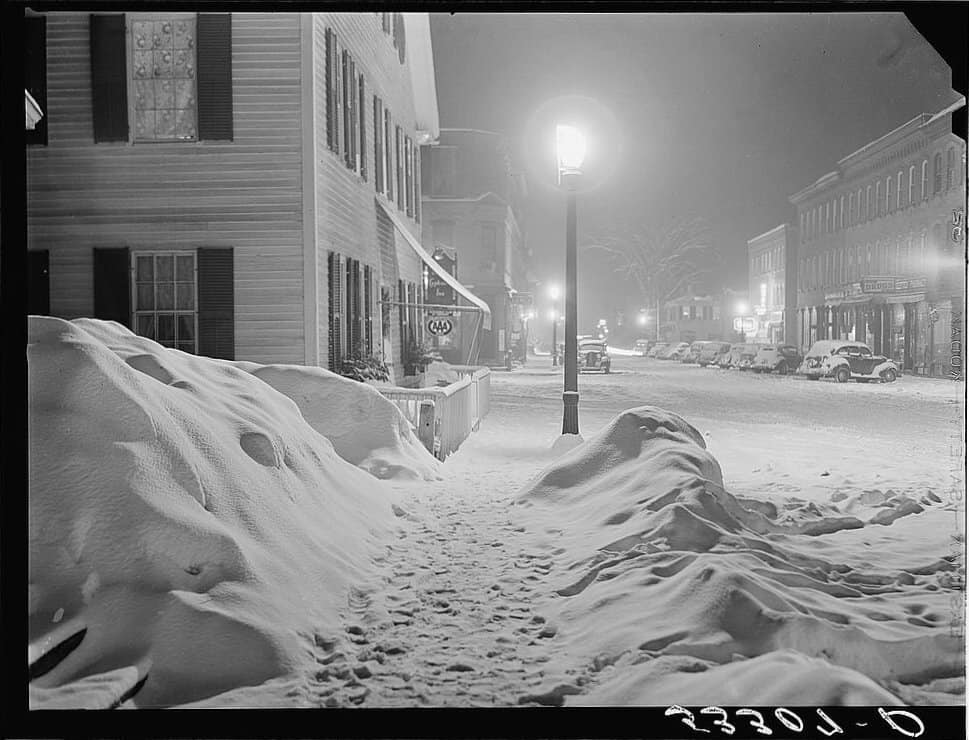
421, 128, 530, 364
25, 12, 483, 380
746, 224, 792, 343
789, 98, 966, 377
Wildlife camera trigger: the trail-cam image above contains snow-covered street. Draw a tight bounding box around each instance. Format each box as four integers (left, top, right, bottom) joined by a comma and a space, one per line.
290, 356, 965, 707
26, 322, 965, 709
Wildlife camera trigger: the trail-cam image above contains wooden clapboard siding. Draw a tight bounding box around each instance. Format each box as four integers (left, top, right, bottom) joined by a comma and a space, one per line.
311, 13, 425, 371
26, 12, 305, 365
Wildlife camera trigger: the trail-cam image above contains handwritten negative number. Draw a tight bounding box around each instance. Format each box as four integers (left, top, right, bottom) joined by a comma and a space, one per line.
701, 706, 736, 736
736, 708, 773, 735
666, 705, 710, 733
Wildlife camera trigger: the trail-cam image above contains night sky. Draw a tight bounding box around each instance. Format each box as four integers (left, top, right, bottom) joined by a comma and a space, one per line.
429, 12, 958, 328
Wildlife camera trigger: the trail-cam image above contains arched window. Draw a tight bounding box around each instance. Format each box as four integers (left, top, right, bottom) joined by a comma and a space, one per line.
920, 159, 929, 200
947, 147, 956, 190
908, 164, 916, 205
839, 194, 845, 229
825, 201, 831, 233
885, 176, 893, 213
896, 171, 903, 209
800, 211, 805, 242
847, 192, 854, 226
875, 180, 882, 217
933, 152, 943, 194
866, 184, 873, 220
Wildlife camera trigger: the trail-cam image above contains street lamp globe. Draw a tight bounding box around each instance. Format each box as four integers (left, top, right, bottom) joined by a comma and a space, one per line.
556, 124, 586, 177
548, 284, 560, 300
548, 309, 558, 322
736, 301, 749, 315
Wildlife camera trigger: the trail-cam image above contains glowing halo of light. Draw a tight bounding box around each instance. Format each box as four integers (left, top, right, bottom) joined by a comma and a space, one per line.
519, 94, 622, 195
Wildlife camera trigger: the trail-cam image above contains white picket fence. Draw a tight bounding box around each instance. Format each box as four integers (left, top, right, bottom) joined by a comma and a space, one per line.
379, 366, 490, 460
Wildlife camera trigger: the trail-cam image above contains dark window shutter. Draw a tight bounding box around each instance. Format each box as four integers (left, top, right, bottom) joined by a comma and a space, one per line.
325, 29, 335, 152
197, 247, 234, 359
90, 14, 128, 143
384, 110, 394, 201
93, 247, 131, 326
28, 251, 51, 315
25, 16, 48, 146
197, 14, 233, 141
358, 74, 367, 180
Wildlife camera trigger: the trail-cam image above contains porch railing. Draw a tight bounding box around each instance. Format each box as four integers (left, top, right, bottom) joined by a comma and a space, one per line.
378, 366, 490, 460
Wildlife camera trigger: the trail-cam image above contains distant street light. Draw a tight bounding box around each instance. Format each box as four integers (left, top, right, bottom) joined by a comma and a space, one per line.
557, 124, 586, 435
547, 283, 561, 366
736, 301, 749, 315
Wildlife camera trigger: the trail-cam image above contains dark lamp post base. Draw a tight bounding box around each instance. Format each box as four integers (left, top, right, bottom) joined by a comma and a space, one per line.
561, 391, 580, 435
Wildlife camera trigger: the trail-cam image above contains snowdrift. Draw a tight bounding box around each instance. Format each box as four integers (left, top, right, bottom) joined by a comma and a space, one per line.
28, 317, 399, 708
232, 362, 440, 481
516, 406, 964, 706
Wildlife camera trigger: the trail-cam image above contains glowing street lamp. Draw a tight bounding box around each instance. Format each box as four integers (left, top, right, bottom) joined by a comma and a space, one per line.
736, 301, 749, 315
557, 124, 586, 435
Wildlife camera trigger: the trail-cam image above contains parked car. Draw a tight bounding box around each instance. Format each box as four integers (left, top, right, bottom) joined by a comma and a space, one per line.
751, 344, 803, 374
646, 342, 669, 358
661, 342, 692, 360
578, 339, 611, 373
634, 339, 653, 356
798, 340, 899, 383
682, 341, 713, 364
717, 343, 746, 368
698, 341, 731, 367
736, 343, 765, 371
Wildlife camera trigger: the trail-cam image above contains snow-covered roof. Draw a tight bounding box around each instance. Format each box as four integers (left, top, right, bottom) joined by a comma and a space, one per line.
403, 14, 439, 145
747, 223, 788, 246
25, 89, 43, 130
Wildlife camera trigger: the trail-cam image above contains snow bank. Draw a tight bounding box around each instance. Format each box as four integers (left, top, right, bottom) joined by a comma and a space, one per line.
28, 317, 397, 708
231, 362, 440, 481
516, 406, 963, 705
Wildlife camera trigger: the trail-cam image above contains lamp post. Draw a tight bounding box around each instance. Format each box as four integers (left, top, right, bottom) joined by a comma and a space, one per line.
557, 124, 585, 436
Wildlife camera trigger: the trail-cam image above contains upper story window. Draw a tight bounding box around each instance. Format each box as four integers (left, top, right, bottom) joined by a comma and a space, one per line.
856, 187, 862, 223
847, 192, 854, 226
896, 171, 903, 209
920, 159, 929, 200
839, 195, 845, 229
865, 184, 872, 221
89, 13, 231, 144
908, 165, 916, 205
480, 223, 499, 271
875, 180, 882, 217
933, 152, 943, 194
392, 13, 406, 64
947, 147, 956, 190
130, 15, 197, 141
885, 176, 892, 214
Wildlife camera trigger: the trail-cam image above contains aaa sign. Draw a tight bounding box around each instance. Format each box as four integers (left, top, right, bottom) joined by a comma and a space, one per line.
427, 317, 454, 336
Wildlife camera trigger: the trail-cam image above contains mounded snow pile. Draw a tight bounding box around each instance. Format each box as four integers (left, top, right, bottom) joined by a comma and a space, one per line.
231, 362, 441, 481
28, 317, 398, 708
516, 406, 964, 706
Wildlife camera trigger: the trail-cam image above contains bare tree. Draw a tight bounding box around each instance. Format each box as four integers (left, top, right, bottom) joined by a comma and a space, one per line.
583, 216, 721, 335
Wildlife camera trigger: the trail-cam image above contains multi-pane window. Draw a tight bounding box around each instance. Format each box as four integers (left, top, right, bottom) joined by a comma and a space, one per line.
130, 15, 197, 141
373, 96, 384, 192
920, 159, 929, 199
405, 136, 414, 217
896, 171, 903, 209
384, 109, 394, 201
875, 181, 882, 217
847, 192, 854, 226
395, 125, 404, 210
839, 195, 845, 229
885, 176, 893, 214
865, 185, 872, 220
908, 165, 916, 206
358, 75, 367, 180
480, 223, 499, 270
856, 188, 862, 222
133, 252, 197, 352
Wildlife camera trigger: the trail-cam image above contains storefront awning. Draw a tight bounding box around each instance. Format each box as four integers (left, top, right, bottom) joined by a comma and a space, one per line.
376, 198, 492, 330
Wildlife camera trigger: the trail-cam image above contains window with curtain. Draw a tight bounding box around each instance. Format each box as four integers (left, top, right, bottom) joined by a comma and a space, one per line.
130, 15, 197, 141
133, 251, 197, 352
